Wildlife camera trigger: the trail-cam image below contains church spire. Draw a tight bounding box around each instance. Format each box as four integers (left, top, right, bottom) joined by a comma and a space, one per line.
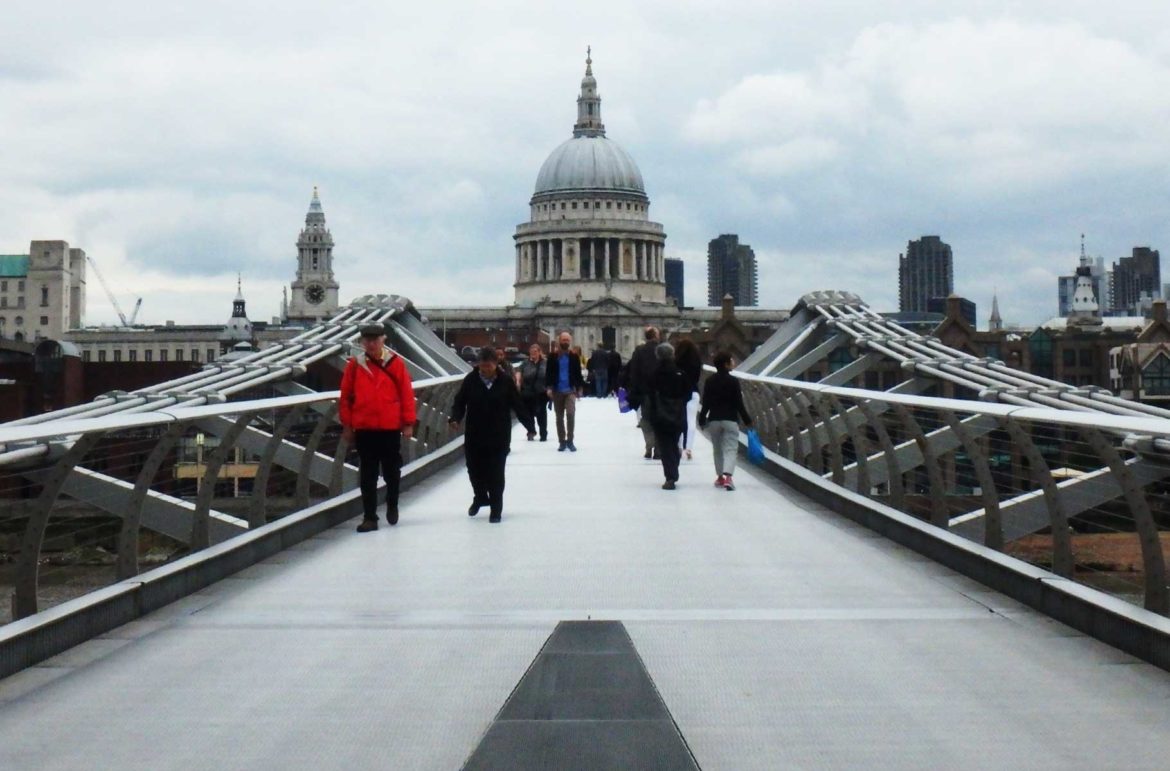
989, 290, 1003, 331
573, 46, 606, 138
306, 186, 325, 226
232, 273, 247, 318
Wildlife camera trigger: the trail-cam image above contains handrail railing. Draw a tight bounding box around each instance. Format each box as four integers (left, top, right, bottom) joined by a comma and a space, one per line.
726, 367, 1170, 614
0, 375, 466, 621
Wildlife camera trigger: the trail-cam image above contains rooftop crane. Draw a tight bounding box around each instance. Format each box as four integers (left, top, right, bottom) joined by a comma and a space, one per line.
85, 255, 143, 326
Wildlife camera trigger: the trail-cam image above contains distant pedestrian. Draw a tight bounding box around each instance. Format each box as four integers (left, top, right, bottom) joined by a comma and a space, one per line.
673, 338, 703, 461
607, 348, 622, 396
588, 346, 611, 397
627, 326, 661, 459
698, 351, 753, 491
546, 331, 584, 451
495, 347, 515, 380
516, 343, 549, 442
449, 347, 535, 523
645, 342, 690, 489
340, 323, 416, 532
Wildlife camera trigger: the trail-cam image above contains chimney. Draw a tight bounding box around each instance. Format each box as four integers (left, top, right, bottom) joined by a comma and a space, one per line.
721, 293, 734, 321
1153, 299, 1168, 324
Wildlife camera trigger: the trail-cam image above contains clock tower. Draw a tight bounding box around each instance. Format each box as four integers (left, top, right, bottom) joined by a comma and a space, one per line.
287, 187, 340, 322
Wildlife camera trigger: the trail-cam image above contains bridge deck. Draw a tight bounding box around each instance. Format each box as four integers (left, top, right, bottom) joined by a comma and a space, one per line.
2, 399, 1170, 769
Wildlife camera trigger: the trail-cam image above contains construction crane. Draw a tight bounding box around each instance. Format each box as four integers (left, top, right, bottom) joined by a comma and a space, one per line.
86, 255, 142, 326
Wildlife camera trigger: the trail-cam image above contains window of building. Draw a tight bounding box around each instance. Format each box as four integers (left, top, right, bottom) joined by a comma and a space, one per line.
1143, 354, 1170, 396
1062, 349, 1076, 367
14, 316, 22, 326
560, 202, 566, 210
594, 201, 600, 208
40, 286, 48, 306
207, 349, 216, 362
17, 281, 23, 291
1, 280, 6, 291
98, 350, 107, 362
39, 316, 48, 326
82, 350, 90, 362
112, 350, 121, 362
191, 349, 200, 362
1, 298, 6, 309
175, 349, 184, 361
605, 201, 611, 209
1079, 349, 1093, 367
571, 202, 577, 209
145, 350, 153, 362
312, 256, 319, 270
160, 349, 168, 362
129, 350, 137, 362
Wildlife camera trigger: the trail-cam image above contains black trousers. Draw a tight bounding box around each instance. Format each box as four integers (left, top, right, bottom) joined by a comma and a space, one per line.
654, 426, 682, 482
465, 444, 510, 515
522, 394, 548, 439
354, 429, 402, 520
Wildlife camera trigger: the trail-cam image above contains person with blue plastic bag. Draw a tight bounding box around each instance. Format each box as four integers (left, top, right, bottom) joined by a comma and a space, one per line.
698, 351, 754, 491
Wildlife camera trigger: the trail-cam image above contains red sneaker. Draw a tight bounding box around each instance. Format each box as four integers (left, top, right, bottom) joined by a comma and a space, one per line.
714, 474, 726, 487
723, 475, 735, 491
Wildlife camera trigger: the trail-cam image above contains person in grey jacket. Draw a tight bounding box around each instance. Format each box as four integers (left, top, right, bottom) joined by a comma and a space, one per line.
698, 351, 753, 491
516, 343, 549, 441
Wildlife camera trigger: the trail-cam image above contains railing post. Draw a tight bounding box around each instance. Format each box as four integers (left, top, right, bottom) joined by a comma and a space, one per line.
892, 404, 949, 527
14, 433, 104, 619
193, 414, 253, 550
297, 402, 338, 508
1080, 427, 1169, 615
943, 410, 1003, 550
249, 404, 309, 529
1001, 419, 1073, 577
858, 400, 905, 510
118, 422, 184, 580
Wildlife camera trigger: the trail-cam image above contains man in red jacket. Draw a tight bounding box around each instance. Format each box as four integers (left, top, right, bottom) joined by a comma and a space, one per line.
340, 323, 416, 532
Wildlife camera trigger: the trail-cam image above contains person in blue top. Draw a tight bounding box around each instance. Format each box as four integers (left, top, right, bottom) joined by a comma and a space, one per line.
545, 331, 585, 451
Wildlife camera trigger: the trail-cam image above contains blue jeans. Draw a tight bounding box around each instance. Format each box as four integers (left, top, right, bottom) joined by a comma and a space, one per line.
593, 372, 608, 397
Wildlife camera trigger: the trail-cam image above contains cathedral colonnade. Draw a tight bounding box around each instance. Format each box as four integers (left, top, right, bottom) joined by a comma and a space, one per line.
515, 238, 666, 283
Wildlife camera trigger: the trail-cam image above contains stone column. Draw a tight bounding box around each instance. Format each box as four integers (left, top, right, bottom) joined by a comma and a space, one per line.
604, 239, 611, 279
638, 241, 645, 280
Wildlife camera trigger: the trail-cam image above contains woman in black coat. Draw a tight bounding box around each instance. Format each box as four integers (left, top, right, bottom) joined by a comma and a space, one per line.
645, 343, 691, 490
449, 348, 535, 522
673, 338, 703, 461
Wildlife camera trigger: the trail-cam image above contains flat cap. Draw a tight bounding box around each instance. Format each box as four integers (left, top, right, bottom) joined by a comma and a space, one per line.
359, 323, 386, 337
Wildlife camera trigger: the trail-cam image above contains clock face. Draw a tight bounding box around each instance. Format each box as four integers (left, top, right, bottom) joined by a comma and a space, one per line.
305, 284, 325, 305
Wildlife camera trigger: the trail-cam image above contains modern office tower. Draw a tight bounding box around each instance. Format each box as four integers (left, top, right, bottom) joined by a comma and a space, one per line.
1111, 247, 1161, 316
664, 258, 684, 309
898, 235, 953, 313
707, 234, 758, 307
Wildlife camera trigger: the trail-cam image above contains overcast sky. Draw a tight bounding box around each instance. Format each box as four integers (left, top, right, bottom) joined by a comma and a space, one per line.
2, 1, 1167, 328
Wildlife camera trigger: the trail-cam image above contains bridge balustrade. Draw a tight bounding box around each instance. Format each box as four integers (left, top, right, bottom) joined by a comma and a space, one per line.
724, 368, 1170, 615
0, 375, 465, 623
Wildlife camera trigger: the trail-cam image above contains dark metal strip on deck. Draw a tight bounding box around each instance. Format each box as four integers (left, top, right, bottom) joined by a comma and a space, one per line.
462, 620, 699, 770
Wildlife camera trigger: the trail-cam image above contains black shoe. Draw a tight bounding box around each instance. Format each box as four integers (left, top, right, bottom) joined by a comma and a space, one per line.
387, 507, 399, 526
651, 449, 659, 460
468, 498, 487, 517
643, 449, 652, 459
540, 435, 548, 442
356, 519, 378, 532
567, 441, 577, 452
661, 480, 676, 490
558, 441, 567, 452
489, 513, 502, 523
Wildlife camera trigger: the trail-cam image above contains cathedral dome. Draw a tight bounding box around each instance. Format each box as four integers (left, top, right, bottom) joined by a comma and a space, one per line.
533, 136, 646, 198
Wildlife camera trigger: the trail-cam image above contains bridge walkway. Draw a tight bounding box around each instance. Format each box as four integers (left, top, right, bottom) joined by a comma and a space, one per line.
1, 399, 1169, 769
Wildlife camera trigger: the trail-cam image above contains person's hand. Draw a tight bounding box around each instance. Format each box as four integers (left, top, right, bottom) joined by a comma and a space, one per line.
341, 426, 354, 444
402, 424, 414, 440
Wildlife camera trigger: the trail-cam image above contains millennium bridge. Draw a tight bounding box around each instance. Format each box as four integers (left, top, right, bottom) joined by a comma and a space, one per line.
2, 292, 1170, 769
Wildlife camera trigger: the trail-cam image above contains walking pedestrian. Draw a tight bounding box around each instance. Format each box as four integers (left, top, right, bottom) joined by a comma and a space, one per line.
698, 351, 753, 491
516, 343, 549, 442
644, 342, 690, 489
495, 347, 515, 381
674, 338, 703, 461
449, 347, 535, 523
587, 345, 611, 397
627, 326, 661, 459
607, 348, 622, 396
340, 323, 416, 532
546, 331, 584, 451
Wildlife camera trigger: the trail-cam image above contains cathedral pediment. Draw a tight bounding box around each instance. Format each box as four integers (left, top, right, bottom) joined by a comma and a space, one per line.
576, 297, 645, 316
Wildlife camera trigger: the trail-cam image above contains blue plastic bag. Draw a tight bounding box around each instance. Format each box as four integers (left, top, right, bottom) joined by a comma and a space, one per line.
617, 386, 632, 413
746, 428, 765, 466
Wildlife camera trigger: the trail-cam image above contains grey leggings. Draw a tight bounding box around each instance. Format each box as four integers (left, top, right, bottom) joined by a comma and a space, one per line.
706, 420, 740, 476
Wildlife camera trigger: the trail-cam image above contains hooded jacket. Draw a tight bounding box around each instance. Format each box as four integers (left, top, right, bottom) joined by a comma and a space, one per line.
339, 350, 417, 431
